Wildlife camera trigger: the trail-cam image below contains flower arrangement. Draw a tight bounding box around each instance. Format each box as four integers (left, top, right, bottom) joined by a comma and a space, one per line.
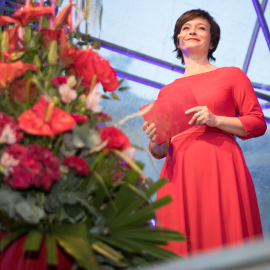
0, 2, 184, 269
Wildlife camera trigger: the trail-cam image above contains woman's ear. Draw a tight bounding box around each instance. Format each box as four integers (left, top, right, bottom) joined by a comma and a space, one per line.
177, 34, 181, 49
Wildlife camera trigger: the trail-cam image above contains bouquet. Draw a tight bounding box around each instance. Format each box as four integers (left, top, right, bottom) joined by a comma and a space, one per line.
0, 2, 184, 269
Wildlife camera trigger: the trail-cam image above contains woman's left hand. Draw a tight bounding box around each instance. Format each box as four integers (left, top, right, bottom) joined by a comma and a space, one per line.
185, 106, 219, 128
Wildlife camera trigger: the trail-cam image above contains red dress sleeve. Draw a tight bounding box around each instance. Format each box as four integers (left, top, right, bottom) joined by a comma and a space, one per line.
232, 68, 267, 140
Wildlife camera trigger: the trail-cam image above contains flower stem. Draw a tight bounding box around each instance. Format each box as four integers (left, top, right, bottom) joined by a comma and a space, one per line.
88, 74, 97, 94
36, 192, 45, 209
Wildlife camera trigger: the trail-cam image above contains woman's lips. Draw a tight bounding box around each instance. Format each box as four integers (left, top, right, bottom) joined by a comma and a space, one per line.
187, 38, 199, 41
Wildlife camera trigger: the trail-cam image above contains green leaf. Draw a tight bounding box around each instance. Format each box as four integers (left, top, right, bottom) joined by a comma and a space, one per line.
91, 234, 142, 253
111, 228, 185, 243
107, 178, 168, 226
56, 0, 64, 7
76, 85, 85, 95
77, 41, 88, 46
72, 124, 101, 149
118, 87, 130, 91
118, 78, 126, 86
24, 26, 32, 45
75, 25, 81, 39
23, 230, 44, 251
93, 171, 117, 211
112, 149, 146, 177
0, 227, 28, 250
92, 240, 125, 263
90, 150, 108, 170
119, 182, 148, 201
131, 143, 157, 171
52, 223, 99, 270
64, 203, 84, 218
29, 32, 43, 49
101, 94, 110, 99
41, 16, 50, 29
111, 195, 172, 228
136, 240, 181, 260
111, 92, 120, 100
46, 233, 58, 265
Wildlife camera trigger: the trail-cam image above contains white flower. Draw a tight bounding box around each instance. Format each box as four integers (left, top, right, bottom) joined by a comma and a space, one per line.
122, 147, 136, 161
67, 75, 77, 89
85, 85, 102, 112
58, 84, 77, 104
0, 153, 19, 177
0, 124, 16, 145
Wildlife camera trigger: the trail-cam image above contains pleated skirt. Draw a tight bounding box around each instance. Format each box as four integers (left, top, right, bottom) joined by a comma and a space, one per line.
156, 131, 263, 257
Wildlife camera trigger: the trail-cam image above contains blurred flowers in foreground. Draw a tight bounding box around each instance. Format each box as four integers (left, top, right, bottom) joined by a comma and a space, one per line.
0, 2, 184, 270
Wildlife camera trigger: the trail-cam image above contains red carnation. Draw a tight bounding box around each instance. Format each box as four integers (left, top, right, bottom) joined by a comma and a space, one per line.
40, 29, 61, 47
100, 126, 130, 151
73, 49, 118, 92
0, 113, 23, 144
62, 156, 90, 175
27, 145, 60, 190
51, 76, 67, 87
96, 112, 112, 123
70, 113, 88, 124
2, 144, 60, 190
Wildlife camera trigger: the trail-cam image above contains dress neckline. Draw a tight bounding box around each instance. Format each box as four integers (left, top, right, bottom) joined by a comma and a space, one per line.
179, 67, 226, 80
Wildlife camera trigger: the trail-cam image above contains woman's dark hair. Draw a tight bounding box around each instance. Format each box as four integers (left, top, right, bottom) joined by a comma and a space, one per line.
173, 9, 220, 65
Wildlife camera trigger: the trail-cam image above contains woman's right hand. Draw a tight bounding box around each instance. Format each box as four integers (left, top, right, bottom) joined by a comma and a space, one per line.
142, 121, 157, 143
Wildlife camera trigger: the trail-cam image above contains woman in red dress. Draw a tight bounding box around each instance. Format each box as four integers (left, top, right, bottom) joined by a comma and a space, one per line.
142, 9, 267, 257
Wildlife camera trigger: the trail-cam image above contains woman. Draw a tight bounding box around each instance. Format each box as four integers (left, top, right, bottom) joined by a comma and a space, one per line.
142, 9, 267, 257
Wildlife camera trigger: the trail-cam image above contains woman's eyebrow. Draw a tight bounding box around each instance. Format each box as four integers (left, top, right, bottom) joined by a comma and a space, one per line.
182, 23, 207, 27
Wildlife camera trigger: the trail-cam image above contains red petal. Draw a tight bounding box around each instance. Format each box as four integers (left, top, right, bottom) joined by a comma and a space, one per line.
18, 97, 76, 137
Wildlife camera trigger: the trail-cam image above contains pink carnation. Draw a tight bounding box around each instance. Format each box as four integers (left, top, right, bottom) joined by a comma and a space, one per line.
0, 113, 23, 144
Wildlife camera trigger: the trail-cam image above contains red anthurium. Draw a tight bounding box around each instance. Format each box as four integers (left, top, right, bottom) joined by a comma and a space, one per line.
73, 49, 119, 92
0, 61, 37, 89
0, 5, 53, 27
18, 97, 76, 137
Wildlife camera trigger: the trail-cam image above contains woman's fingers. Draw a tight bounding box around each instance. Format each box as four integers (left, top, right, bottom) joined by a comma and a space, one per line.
142, 121, 149, 131
148, 127, 156, 138
142, 122, 156, 141
151, 134, 157, 143
145, 123, 155, 134
196, 115, 206, 127
189, 112, 200, 125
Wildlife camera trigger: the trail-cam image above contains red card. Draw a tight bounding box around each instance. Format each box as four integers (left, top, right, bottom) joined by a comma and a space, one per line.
139, 86, 198, 144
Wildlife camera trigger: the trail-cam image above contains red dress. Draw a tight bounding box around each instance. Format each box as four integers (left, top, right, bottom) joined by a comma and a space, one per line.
152, 67, 267, 257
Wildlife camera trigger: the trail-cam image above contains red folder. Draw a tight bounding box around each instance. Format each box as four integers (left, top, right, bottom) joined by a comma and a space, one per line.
139, 86, 198, 144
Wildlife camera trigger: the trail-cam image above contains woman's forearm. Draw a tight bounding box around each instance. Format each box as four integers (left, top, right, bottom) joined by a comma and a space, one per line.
150, 140, 169, 159
215, 116, 246, 138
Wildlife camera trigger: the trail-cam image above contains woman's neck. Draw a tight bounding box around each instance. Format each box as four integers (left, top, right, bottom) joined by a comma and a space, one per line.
181, 54, 218, 77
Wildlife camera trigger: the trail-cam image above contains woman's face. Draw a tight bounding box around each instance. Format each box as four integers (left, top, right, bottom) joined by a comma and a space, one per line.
178, 17, 212, 57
